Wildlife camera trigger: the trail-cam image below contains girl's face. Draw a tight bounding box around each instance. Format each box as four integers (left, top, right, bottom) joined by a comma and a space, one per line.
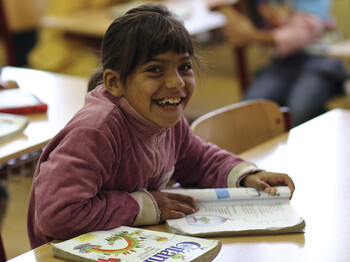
122, 51, 195, 127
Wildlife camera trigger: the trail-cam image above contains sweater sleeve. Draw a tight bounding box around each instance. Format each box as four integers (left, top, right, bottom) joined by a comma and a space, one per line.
172, 117, 258, 188
33, 127, 140, 240
131, 190, 160, 226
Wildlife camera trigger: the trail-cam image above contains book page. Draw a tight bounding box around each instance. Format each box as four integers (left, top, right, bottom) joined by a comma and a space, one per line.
166, 199, 303, 235
162, 186, 291, 202
0, 113, 29, 143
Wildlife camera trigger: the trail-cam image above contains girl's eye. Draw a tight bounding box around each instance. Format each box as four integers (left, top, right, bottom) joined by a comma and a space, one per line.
180, 63, 192, 71
146, 66, 162, 73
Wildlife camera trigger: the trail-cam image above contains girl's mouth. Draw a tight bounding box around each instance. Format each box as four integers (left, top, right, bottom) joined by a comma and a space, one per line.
154, 97, 184, 108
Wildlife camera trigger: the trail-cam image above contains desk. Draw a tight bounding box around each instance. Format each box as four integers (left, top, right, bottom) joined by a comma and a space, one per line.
0, 67, 88, 164
40, 0, 227, 38
7, 108, 350, 261
323, 39, 350, 60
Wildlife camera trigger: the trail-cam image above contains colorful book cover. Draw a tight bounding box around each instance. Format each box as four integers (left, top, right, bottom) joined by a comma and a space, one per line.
52, 226, 221, 262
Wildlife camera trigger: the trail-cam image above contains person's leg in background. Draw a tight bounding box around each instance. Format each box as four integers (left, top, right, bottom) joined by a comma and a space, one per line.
244, 54, 304, 114
287, 56, 348, 126
244, 62, 295, 105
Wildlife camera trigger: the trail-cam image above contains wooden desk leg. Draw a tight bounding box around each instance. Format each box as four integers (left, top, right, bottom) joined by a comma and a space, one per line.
0, 0, 17, 66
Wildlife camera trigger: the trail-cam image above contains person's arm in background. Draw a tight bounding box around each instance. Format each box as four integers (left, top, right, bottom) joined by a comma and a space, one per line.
206, 0, 326, 56
214, 5, 275, 47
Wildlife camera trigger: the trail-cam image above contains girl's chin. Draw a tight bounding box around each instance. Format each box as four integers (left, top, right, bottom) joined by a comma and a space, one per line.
155, 114, 182, 128
150, 103, 187, 126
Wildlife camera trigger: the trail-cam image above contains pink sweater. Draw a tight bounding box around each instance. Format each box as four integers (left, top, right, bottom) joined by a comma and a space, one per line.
27, 85, 258, 248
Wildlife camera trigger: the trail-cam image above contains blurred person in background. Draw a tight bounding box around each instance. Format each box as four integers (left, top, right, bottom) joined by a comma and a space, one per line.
207, 0, 349, 126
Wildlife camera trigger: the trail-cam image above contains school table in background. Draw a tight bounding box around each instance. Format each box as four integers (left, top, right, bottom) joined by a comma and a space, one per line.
0, 67, 88, 164
7, 108, 350, 262
40, 0, 227, 38
323, 38, 350, 60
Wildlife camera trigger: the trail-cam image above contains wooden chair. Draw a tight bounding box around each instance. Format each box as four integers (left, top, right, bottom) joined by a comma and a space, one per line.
191, 99, 291, 155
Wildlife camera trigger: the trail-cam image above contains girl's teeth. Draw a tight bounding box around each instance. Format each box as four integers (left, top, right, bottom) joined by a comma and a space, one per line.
158, 98, 181, 104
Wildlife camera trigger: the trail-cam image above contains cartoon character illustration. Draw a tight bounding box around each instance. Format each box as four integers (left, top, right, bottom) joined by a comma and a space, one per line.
73, 229, 173, 261
73, 231, 142, 257
97, 258, 121, 262
132, 229, 169, 242
171, 253, 185, 260
186, 215, 230, 227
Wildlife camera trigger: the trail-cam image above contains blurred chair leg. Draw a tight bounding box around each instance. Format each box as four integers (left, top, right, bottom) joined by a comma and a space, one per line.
233, 47, 250, 92
280, 106, 292, 131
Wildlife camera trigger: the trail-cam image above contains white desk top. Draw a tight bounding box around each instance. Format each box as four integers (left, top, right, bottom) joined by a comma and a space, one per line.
0, 67, 88, 164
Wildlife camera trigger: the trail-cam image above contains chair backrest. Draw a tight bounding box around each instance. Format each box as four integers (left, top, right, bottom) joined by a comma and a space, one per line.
191, 99, 290, 155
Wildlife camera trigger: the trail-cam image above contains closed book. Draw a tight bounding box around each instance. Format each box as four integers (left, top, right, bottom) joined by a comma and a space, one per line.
0, 89, 48, 115
51, 226, 221, 262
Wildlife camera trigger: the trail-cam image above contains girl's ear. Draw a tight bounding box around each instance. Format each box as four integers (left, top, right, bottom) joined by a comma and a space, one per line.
103, 69, 123, 97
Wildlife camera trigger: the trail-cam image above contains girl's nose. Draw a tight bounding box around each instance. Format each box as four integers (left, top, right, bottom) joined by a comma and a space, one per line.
166, 71, 185, 89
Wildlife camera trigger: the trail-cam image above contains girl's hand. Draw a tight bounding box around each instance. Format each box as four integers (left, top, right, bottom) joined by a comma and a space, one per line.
150, 191, 198, 222
242, 171, 295, 197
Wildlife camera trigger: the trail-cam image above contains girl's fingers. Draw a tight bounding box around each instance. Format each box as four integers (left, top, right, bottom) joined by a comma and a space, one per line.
166, 193, 197, 205
160, 201, 198, 220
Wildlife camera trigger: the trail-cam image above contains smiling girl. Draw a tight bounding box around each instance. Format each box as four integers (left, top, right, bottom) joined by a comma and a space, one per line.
27, 3, 294, 249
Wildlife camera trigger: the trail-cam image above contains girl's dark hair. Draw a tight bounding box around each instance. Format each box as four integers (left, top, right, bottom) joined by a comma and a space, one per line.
88, 3, 200, 91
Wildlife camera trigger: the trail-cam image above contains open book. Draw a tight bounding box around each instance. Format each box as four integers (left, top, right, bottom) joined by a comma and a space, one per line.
52, 226, 221, 262
0, 113, 29, 143
163, 186, 305, 237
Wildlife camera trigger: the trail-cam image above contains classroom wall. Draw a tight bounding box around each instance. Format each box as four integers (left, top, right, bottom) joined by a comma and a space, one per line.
332, 0, 350, 39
